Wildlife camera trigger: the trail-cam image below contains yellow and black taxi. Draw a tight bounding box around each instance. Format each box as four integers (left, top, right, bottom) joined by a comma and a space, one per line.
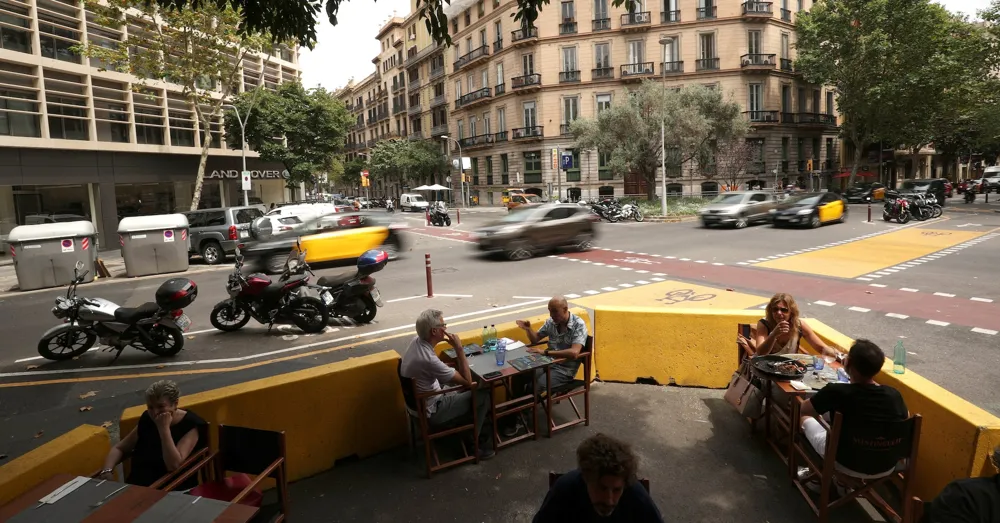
769, 192, 847, 228
243, 211, 406, 273
505, 193, 542, 211
844, 181, 886, 203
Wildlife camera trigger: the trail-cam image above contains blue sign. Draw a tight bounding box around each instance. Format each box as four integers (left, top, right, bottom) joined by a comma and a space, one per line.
560, 153, 573, 170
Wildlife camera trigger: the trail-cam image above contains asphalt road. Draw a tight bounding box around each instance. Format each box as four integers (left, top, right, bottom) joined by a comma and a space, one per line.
2, 203, 999, 462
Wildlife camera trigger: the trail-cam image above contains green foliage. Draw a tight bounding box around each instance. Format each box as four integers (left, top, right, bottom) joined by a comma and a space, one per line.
338, 158, 365, 188
223, 82, 353, 185
368, 139, 447, 185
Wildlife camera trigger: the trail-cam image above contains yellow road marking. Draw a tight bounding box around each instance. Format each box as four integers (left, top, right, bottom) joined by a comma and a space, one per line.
0, 304, 547, 388
569, 279, 767, 310
753, 228, 988, 278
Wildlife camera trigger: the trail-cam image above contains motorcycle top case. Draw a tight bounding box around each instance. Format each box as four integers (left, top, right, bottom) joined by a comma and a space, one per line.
155, 278, 198, 309
357, 249, 389, 276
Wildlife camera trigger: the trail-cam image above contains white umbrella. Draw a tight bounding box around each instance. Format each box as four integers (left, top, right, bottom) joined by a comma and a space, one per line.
412, 185, 432, 191
425, 184, 451, 191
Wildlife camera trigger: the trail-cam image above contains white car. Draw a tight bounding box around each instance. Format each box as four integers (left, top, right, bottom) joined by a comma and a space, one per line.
400, 193, 430, 212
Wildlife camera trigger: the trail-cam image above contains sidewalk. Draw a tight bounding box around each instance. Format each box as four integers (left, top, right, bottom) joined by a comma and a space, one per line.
0, 250, 125, 292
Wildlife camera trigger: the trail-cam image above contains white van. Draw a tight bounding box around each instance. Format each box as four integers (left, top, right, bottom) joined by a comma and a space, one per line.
400, 193, 430, 212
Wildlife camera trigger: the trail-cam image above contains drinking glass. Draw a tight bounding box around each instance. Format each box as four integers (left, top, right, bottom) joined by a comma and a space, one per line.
495, 339, 507, 366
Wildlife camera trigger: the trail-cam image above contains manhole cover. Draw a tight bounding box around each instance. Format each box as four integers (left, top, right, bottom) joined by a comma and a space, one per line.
432, 267, 458, 274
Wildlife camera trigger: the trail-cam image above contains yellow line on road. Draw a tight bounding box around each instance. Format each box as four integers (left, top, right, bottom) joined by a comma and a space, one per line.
0, 304, 546, 388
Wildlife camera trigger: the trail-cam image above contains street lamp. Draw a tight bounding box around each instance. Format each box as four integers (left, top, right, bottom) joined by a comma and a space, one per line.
658, 37, 671, 217
222, 104, 249, 206
439, 135, 466, 208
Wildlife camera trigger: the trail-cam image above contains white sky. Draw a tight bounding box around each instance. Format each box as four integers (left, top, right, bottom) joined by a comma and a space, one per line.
299, 0, 992, 92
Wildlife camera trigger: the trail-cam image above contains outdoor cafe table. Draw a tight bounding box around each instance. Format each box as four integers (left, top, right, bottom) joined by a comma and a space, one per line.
0, 473, 258, 523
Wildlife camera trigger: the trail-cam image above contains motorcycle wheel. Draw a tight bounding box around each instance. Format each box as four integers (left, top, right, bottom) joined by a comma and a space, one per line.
932, 205, 943, 218
633, 209, 644, 222
883, 211, 891, 222
607, 214, 619, 223
899, 212, 911, 224
145, 325, 183, 357
445, 217, 452, 226
210, 300, 251, 331
914, 209, 928, 221
351, 295, 378, 323
37, 327, 96, 361
290, 296, 329, 333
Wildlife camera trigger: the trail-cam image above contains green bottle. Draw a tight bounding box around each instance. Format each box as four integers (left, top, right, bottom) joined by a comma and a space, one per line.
893, 340, 906, 374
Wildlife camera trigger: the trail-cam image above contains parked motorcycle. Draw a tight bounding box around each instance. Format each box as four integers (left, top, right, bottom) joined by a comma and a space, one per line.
591, 201, 622, 222
311, 249, 387, 324
882, 192, 911, 224
430, 203, 452, 226
38, 261, 195, 361
209, 247, 329, 334
619, 203, 645, 222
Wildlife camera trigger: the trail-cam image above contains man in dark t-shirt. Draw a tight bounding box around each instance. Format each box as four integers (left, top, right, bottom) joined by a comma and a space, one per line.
799, 339, 908, 476
925, 447, 1000, 523
533, 433, 663, 523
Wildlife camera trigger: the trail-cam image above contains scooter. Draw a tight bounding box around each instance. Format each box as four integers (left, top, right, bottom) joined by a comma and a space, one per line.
37, 261, 195, 361
430, 205, 452, 226
311, 249, 388, 324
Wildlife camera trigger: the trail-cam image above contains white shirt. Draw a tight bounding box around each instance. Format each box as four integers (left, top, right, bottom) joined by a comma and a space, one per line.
400, 336, 456, 415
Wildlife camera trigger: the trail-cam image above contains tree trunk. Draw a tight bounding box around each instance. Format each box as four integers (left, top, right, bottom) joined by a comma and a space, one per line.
848, 138, 863, 187
189, 102, 217, 211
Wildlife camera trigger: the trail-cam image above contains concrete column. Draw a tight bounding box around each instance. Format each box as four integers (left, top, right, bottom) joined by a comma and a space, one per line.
98, 182, 119, 249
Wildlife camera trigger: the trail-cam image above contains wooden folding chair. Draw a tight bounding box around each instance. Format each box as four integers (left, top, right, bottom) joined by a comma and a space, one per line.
543, 335, 594, 437
791, 412, 922, 523
92, 421, 211, 490
548, 471, 649, 493
168, 425, 290, 522
910, 497, 925, 523
398, 360, 479, 478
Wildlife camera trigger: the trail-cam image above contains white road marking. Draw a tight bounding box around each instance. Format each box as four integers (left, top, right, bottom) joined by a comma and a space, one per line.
653, 273, 666, 276
513, 296, 550, 300
386, 295, 426, 303
933, 292, 955, 298
580, 260, 591, 264
926, 320, 950, 327
635, 280, 650, 285
635, 270, 649, 274
712, 262, 724, 266
885, 313, 909, 319
883, 269, 899, 273
848, 307, 871, 313
592, 262, 606, 266
869, 284, 887, 288
814, 301, 836, 306
695, 260, 707, 264
565, 294, 581, 298
606, 265, 619, 268
619, 283, 634, 288
651, 277, 665, 282
971, 297, 994, 303
602, 287, 618, 292
737, 262, 749, 265
679, 258, 691, 261
866, 274, 881, 278
665, 256, 676, 259
900, 288, 919, 292
972, 328, 998, 335
584, 290, 600, 295
857, 277, 873, 281
620, 267, 633, 271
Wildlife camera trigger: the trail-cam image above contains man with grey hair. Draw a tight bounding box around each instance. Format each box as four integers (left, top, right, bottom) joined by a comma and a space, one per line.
401, 309, 494, 460
925, 446, 1000, 522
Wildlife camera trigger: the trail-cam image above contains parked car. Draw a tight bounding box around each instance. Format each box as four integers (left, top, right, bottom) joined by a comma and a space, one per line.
400, 193, 430, 212
24, 213, 89, 225
698, 191, 777, 228
843, 182, 887, 203
183, 205, 265, 264
770, 192, 847, 228
471, 203, 598, 260
898, 178, 947, 205
505, 193, 542, 211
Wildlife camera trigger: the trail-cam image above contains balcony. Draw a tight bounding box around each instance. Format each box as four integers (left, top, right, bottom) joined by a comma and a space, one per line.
740, 53, 776, 72
621, 62, 655, 80
741, 1, 772, 20
407, 102, 421, 115
378, 110, 390, 121
780, 112, 796, 124
695, 57, 720, 71
430, 123, 448, 136
794, 112, 838, 127
455, 87, 491, 110
592, 18, 611, 31
392, 80, 405, 94
697, 6, 717, 19
493, 39, 503, 53
560, 123, 574, 135
459, 133, 494, 149
744, 110, 780, 124
366, 139, 377, 148
780, 58, 793, 72
408, 79, 421, 94
620, 12, 651, 30
661, 60, 683, 75
661, 10, 680, 23
511, 126, 543, 140
431, 94, 447, 107
393, 103, 407, 115
429, 65, 445, 80
559, 70, 581, 83
408, 130, 425, 141
511, 73, 542, 91
377, 87, 387, 98
511, 27, 538, 47
780, 7, 791, 20
495, 83, 506, 95
454, 45, 490, 72
494, 130, 508, 142
559, 20, 577, 34
367, 116, 376, 125
592, 67, 614, 80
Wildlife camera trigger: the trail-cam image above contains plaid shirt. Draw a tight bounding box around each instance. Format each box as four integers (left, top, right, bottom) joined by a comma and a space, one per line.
538, 313, 588, 376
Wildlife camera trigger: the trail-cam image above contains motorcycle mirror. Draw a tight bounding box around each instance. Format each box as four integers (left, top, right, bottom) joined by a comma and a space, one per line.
74, 260, 85, 272
234, 246, 241, 257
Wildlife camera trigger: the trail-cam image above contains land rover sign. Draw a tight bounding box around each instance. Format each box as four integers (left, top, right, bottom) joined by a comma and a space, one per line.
208, 169, 289, 180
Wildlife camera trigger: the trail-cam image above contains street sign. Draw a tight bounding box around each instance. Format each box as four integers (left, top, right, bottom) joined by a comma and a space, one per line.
561, 153, 573, 170
361, 170, 370, 187
241, 170, 251, 191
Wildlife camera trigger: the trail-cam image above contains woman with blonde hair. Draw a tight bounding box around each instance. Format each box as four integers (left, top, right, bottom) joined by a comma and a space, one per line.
750, 293, 839, 358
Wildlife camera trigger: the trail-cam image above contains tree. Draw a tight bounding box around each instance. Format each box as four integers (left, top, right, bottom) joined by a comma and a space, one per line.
223, 82, 353, 187
712, 139, 758, 191
336, 158, 365, 191
407, 140, 449, 185
78, 0, 274, 210
368, 139, 448, 189
570, 81, 748, 200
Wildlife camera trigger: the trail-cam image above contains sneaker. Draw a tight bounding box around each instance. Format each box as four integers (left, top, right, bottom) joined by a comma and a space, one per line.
477, 447, 496, 461
500, 421, 522, 439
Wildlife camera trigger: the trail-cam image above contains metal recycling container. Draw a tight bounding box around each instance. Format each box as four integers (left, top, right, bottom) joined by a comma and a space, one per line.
118, 214, 191, 277
7, 221, 97, 291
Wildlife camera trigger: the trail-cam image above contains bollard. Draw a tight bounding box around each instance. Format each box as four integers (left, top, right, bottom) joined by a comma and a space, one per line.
867, 201, 872, 222
425, 211, 430, 226
425, 253, 434, 298
456, 208, 461, 225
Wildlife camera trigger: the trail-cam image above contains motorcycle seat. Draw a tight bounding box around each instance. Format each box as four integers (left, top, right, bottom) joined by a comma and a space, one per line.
317, 272, 355, 288
114, 302, 160, 324
266, 274, 307, 295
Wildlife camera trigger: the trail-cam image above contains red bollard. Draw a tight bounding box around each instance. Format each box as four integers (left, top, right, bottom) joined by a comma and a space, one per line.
457, 208, 461, 224
425, 253, 434, 298
867, 201, 872, 222
425, 211, 430, 226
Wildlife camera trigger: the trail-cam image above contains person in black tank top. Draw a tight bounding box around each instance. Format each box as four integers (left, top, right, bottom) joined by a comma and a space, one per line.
752, 293, 841, 358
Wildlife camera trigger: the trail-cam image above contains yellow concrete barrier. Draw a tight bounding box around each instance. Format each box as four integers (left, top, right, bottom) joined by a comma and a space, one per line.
594, 306, 762, 387
0, 424, 110, 506
120, 351, 406, 483
803, 321, 1000, 500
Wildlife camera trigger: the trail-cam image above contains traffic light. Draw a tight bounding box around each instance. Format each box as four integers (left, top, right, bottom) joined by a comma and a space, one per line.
806, 159, 813, 171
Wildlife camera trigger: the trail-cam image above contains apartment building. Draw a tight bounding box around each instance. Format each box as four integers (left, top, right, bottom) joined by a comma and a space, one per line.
445, 0, 841, 204
0, 0, 301, 244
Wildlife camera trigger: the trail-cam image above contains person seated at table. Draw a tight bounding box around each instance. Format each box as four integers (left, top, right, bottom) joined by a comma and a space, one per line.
923, 446, 1000, 523
754, 293, 840, 359
515, 295, 588, 394
98, 380, 206, 489
798, 339, 908, 477
400, 308, 495, 460
533, 433, 663, 522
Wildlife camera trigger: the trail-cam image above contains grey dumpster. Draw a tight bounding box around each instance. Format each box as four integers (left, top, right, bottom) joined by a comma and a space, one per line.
118, 214, 190, 277
7, 221, 97, 291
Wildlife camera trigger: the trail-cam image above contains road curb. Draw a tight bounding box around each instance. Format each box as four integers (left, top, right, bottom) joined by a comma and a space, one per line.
643, 215, 700, 223
0, 264, 230, 298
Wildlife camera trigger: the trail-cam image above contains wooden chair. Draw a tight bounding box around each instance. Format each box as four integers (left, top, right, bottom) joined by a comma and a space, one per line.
790, 412, 922, 523
548, 471, 649, 493
910, 497, 925, 523
91, 421, 211, 490
167, 425, 290, 522
398, 360, 479, 478
543, 335, 594, 437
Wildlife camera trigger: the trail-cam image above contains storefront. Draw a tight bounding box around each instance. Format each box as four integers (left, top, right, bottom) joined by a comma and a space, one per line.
0, 148, 297, 253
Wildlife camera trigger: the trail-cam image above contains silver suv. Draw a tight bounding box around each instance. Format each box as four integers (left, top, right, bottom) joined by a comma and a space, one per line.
183, 205, 264, 264
699, 191, 777, 228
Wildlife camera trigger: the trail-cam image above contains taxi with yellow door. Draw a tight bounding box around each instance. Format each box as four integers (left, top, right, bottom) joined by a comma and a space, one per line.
769, 192, 847, 228
244, 210, 406, 273
844, 181, 887, 203
505, 193, 542, 210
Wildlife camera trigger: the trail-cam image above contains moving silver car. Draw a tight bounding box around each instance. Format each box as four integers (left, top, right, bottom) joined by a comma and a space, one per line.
699, 191, 777, 228
471, 203, 598, 260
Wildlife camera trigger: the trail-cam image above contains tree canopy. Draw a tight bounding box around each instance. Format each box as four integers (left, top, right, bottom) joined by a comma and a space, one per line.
368, 139, 448, 189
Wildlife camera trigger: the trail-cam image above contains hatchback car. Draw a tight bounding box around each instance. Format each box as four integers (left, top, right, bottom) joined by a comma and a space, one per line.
471, 204, 597, 260
770, 192, 847, 228
698, 191, 776, 228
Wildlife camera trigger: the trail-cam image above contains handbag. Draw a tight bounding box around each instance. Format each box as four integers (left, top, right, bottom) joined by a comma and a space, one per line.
724, 358, 765, 419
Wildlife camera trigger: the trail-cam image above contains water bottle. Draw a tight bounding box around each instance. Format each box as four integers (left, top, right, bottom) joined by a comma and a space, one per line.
481, 326, 489, 349
489, 324, 498, 350
893, 340, 906, 374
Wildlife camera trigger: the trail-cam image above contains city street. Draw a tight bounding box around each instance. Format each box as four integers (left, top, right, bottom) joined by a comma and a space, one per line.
1, 203, 999, 464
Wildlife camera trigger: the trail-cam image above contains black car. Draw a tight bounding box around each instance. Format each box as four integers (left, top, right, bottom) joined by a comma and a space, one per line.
770, 192, 848, 228
898, 179, 947, 206
844, 182, 886, 203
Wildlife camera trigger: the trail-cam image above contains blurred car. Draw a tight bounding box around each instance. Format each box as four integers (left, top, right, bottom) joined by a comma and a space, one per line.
471, 203, 597, 260
843, 181, 886, 203
770, 192, 847, 228
898, 178, 947, 205
505, 193, 542, 210
942, 179, 953, 198
243, 210, 406, 273
698, 191, 776, 229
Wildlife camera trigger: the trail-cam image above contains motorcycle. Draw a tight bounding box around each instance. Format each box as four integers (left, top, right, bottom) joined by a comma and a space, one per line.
385, 199, 394, 213
38, 261, 195, 362
311, 249, 388, 324
619, 203, 645, 222
209, 247, 329, 334
965, 188, 977, 204
882, 192, 911, 224
591, 201, 622, 222
430, 204, 452, 226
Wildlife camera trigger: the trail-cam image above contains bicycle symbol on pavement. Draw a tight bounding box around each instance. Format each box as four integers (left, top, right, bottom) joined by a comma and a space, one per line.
657, 289, 716, 305
614, 257, 658, 265
920, 231, 951, 236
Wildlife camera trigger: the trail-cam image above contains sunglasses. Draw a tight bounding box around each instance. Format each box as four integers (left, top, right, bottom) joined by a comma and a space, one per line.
773, 307, 790, 313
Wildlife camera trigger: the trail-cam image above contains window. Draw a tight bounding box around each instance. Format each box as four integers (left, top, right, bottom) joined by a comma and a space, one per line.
482, 69, 489, 89
567, 149, 581, 182
522, 54, 534, 74
812, 137, 820, 160
748, 83, 763, 114
483, 112, 491, 134
524, 151, 542, 183
562, 47, 578, 71
458, 119, 464, 139
826, 137, 834, 160
797, 138, 804, 163
468, 73, 475, 92
797, 87, 806, 112
597, 94, 612, 113
595, 43, 610, 68
699, 33, 715, 59
496, 63, 504, 88
497, 107, 506, 131
523, 101, 537, 128
47, 98, 88, 140
471, 157, 479, 185
501, 153, 510, 183
478, 0, 485, 16
563, 96, 579, 124
452, 19, 458, 35
480, 29, 487, 48
797, 0, 803, 11
466, 37, 473, 54
627, 40, 644, 64
455, 80, 463, 99
470, 116, 477, 137
486, 156, 494, 184
826, 91, 834, 115
598, 152, 613, 180
662, 37, 678, 61
561, 1, 575, 20
781, 33, 790, 59
495, 20, 502, 42
781, 137, 789, 160
747, 30, 762, 55
812, 90, 820, 113
464, 9, 471, 25
594, 0, 608, 19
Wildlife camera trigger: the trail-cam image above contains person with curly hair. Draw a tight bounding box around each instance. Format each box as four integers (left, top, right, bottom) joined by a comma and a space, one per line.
533, 433, 663, 522
753, 293, 840, 358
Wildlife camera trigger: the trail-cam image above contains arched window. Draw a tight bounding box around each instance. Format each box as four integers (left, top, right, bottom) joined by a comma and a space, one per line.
666, 183, 683, 195
700, 181, 719, 198
598, 185, 615, 197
